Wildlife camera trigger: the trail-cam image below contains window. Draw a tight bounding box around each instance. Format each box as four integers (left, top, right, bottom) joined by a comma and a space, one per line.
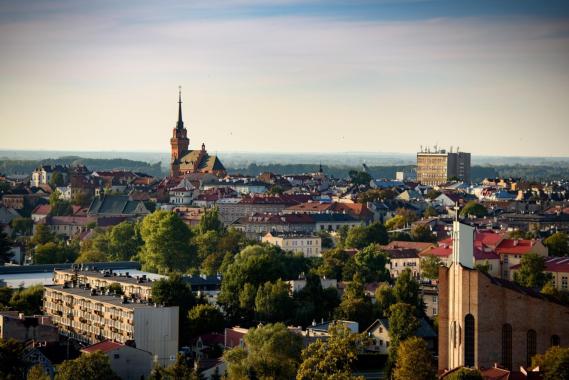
527, 330, 537, 367
502, 324, 513, 370
464, 314, 475, 367
114, 354, 120, 359
551, 335, 561, 347
562, 276, 568, 290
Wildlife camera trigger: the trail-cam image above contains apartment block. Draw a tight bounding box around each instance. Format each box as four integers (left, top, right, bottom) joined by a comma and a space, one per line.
417, 149, 471, 186
43, 285, 178, 366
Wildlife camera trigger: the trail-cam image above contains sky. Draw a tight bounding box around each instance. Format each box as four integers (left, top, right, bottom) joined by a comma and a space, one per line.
1, 0, 569, 156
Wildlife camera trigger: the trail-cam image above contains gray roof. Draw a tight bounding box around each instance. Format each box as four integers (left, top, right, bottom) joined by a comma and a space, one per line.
87, 195, 148, 216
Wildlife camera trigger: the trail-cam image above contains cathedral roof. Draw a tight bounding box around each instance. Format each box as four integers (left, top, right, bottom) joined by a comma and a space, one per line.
179, 150, 226, 173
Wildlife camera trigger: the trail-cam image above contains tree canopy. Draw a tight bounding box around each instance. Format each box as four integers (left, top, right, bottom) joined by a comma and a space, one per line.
544, 232, 569, 257
225, 323, 303, 380
55, 352, 120, 380
296, 323, 365, 380
139, 211, 195, 273
460, 201, 487, 218
344, 222, 388, 249
531, 346, 569, 380
513, 253, 552, 289
421, 256, 442, 280
393, 337, 436, 380
0, 231, 14, 264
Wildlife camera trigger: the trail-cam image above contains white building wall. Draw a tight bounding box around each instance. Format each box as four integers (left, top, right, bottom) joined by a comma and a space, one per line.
133, 306, 179, 367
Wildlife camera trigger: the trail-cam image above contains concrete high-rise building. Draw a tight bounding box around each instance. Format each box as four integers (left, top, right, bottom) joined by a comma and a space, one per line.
416, 147, 471, 186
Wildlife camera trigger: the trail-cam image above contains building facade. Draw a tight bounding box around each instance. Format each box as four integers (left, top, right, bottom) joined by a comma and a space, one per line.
43, 285, 178, 366
417, 149, 471, 185
438, 222, 569, 373
262, 232, 322, 257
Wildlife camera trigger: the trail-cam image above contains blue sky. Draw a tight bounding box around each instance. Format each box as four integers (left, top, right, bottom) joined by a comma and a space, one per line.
1, 0, 569, 156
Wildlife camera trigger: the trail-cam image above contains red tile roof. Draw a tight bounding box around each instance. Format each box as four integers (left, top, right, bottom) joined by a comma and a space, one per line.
32, 204, 51, 215
495, 239, 537, 255
81, 340, 123, 353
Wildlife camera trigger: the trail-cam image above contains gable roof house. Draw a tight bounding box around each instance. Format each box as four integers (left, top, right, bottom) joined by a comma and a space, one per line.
87, 195, 150, 218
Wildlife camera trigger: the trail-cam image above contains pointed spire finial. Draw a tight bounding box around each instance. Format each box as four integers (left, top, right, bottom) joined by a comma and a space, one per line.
176, 86, 184, 130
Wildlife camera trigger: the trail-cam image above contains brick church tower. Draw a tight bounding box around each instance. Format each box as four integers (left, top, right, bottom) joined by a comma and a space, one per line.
170, 87, 189, 177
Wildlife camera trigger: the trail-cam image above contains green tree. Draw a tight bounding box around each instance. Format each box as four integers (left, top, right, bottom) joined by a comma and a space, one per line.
10, 217, 33, 236
353, 244, 390, 283
513, 253, 552, 289
345, 222, 388, 249
0, 231, 14, 264
357, 188, 397, 203
544, 232, 569, 257
394, 268, 421, 313
255, 279, 294, 322
444, 368, 484, 380
531, 346, 569, 380
218, 245, 288, 320
224, 323, 303, 380
152, 354, 199, 380
335, 275, 373, 330
9, 285, 44, 315
420, 256, 442, 280
31, 224, 56, 246
139, 211, 195, 273
48, 191, 72, 217
76, 231, 110, 263
393, 337, 436, 380
187, 304, 225, 338
349, 170, 372, 186
374, 283, 396, 317
293, 274, 339, 326
317, 248, 350, 281
55, 351, 120, 380
34, 242, 78, 264
198, 207, 224, 234
460, 201, 487, 218
411, 224, 436, 243
388, 303, 420, 344
0, 338, 27, 380
296, 323, 365, 380
108, 221, 142, 261
151, 274, 196, 345
423, 206, 438, 218
26, 365, 51, 380
317, 231, 334, 249
475, 260, 490, 274
70, 191, 92, 208
49, 172, 65, 188
425, 190, 441, 200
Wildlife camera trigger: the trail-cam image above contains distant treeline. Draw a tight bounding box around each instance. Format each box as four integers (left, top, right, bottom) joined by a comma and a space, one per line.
0, 156, 163, 177
227, 163, 569, 182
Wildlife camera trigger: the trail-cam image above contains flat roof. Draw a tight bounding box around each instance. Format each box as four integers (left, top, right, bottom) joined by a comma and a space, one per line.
54, 268, 154, 288
44, 285, 172, 310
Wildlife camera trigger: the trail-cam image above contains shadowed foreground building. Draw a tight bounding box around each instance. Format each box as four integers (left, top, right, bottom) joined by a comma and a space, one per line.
438, 222, 569, 373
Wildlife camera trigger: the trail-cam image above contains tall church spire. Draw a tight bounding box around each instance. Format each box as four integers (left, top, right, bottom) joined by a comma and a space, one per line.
176, 86, 184, 130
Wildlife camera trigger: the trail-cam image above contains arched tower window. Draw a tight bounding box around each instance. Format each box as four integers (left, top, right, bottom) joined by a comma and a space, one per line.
527, 329, 537, 367
464, 314, 475, 367
551, 335, 561, 347
502, 323, 513, 370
